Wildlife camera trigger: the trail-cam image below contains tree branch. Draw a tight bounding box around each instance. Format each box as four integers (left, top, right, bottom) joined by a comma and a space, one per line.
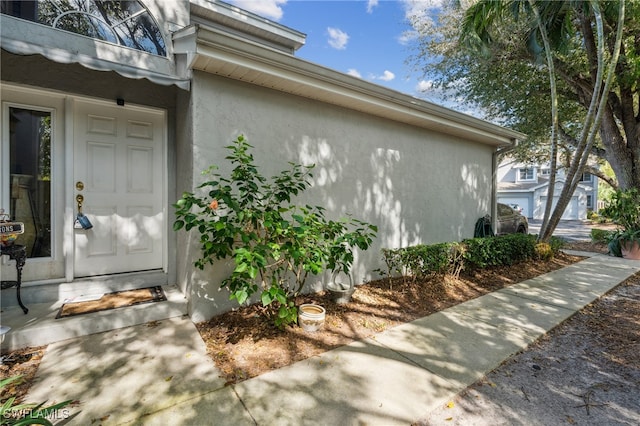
584, 165, 617, 190
558, 125, 607, 158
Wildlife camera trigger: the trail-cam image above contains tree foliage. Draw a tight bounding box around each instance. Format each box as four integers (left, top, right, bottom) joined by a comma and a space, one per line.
409, 0, 640, 191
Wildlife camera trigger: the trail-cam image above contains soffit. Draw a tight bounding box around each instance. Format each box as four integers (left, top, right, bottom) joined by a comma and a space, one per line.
173, 24, 525, 148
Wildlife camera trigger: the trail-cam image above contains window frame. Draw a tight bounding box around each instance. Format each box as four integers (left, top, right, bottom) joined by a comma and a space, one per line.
517, 167, 535, 182
1, 0, 167, 57
2, 100, 57, 262
580, 172, 593, 182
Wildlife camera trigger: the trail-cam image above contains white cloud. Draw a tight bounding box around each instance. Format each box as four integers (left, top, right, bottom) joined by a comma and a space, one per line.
377, 70, 396, 81
367, 0, 379, 13
227, 0, 287, 21
347, 69, 362, 78
327, 27, 349, 50
415, 79, 434, 92
400, 0, 447, 18
399, 0, 446, 31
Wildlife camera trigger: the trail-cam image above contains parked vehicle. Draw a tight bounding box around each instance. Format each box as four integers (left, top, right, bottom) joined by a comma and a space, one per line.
509, 203, 524, 214
497, 203, 528, 235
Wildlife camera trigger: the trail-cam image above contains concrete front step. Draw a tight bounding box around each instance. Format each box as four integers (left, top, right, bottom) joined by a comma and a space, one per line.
1, 270, 168, 308
0, 284, 187, 352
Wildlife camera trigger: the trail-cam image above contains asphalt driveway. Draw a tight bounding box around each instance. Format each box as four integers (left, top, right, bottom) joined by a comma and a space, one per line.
527, 219, 616, 242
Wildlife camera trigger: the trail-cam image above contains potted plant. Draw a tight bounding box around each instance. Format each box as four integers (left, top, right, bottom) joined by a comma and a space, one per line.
326, 269, 354, 304
600, 189, 640, 260
324, 220, 377, 304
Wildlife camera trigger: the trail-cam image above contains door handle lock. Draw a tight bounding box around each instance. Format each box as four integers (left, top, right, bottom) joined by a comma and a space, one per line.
74, 194, 93, 230
76, 194, 84, 213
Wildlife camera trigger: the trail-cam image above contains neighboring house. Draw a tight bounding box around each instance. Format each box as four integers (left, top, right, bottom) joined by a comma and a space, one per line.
1, 0, 524, 322
497, 160, 598, 220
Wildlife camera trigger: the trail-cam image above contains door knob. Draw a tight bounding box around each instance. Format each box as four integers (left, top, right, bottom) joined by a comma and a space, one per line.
75, 181, 84, 191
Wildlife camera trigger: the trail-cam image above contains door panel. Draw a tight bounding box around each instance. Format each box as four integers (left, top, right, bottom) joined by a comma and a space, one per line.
74, 101, 164, 277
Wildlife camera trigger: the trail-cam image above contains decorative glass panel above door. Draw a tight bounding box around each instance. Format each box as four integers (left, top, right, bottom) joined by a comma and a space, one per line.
0, 0, 166, 56
8, 107, 52, 258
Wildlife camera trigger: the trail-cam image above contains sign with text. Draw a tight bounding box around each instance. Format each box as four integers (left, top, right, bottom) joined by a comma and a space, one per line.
0, 222, 24, 235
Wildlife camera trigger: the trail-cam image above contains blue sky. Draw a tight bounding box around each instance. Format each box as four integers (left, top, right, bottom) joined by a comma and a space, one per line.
226, 1, 447, 104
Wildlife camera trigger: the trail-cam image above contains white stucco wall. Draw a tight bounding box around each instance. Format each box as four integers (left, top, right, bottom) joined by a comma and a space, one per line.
142, 0, 190, 37
180, 73, 496, 322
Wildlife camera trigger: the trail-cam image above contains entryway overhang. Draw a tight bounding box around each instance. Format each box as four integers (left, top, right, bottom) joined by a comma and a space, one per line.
173, 23, 525, 149
1, 14, 190, 90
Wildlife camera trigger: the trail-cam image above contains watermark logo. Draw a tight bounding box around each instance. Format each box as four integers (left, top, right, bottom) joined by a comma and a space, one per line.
2, 407, 72, 421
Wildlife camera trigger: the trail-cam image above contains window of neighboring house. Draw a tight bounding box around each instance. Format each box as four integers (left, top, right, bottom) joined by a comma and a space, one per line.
0, 0, 166, 56
586, 194, 593, 209
540, 168, 550, 176
518, 168, 535, 181
580, 172, 593, 182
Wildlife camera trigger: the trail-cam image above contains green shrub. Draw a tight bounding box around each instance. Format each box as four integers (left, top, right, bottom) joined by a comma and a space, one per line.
380, 234, 538, 280
380, 242, 463, 281
174, 136, 377, 327
600, 189, 640, 231
463, 234, 536, 269
548, 236, 565, 253
590, 228, 613, 244
380, 248, 404, 279
535, 242, 553, 260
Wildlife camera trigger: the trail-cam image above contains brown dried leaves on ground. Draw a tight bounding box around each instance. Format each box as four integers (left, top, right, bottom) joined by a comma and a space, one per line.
0, 346, 46, 403
196, 253, 583, 385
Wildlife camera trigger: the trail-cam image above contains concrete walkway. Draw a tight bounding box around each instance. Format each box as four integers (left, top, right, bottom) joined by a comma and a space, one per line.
25, 252, 640, 425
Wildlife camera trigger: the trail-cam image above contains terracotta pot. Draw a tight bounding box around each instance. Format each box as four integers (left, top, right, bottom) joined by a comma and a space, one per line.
620, 240, 640, 260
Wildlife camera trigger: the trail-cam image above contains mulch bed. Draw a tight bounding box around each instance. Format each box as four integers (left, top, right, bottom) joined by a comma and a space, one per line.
197, 252, 585, 385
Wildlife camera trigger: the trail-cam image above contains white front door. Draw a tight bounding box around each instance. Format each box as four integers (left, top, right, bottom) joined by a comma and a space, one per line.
73, 100, 165, 277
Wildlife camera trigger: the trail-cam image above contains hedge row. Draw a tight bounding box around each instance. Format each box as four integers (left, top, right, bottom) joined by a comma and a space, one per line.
380, 234, 563, 281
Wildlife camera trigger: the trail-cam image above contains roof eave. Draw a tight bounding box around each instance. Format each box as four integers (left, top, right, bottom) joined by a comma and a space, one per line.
173, 24, 524, 148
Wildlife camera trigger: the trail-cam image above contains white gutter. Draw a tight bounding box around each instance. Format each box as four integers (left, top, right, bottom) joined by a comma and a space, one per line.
173, 23, 526, 147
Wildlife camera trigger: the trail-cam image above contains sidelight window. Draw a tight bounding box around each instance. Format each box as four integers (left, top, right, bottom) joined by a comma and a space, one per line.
5, 107, 53, 258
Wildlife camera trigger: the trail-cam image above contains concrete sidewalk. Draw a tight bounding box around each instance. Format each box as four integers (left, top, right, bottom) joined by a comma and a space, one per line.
26, 253, 640, 425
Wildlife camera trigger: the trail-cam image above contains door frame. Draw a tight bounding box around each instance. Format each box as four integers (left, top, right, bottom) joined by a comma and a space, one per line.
1, 83, 169, 284
67, 96, 168, 280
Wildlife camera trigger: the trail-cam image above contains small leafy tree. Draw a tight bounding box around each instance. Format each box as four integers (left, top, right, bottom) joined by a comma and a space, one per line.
174, 135, 377, 327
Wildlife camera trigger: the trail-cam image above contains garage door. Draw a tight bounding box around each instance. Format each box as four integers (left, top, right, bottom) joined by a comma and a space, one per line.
540, 196, 578, 220
498, 197, 530, 218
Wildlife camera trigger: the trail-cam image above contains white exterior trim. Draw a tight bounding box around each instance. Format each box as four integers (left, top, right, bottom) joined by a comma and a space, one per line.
173, 23, 524, 148
1, 83, 170, 283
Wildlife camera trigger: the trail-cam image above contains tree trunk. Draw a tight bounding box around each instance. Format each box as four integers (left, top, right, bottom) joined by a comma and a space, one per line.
540, 1, 625, 242
600, 109, 638, 190
534, 0, 560, 242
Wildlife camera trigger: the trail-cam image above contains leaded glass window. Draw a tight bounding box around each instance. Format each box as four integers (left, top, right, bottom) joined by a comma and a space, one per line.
1, 0, 166, 56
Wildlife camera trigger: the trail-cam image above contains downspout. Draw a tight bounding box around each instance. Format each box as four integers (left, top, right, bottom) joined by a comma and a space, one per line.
491, 138, 519, 232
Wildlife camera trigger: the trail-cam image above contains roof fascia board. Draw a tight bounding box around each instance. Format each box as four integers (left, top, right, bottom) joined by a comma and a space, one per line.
174, 24, 524, 147
190, 0, 305, 53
